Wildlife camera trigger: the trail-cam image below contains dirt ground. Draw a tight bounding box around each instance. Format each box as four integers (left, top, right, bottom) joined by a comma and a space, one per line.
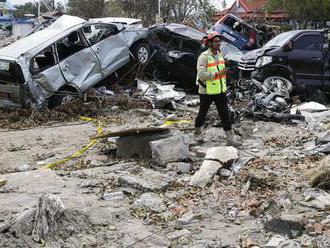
1, 98, 330, 248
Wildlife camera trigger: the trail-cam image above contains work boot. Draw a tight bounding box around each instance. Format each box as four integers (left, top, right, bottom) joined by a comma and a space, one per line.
225, 130, 242, 147
194, 127, 202, 136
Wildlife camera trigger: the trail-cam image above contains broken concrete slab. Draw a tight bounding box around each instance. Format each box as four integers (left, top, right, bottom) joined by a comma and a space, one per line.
190, 146, 239, 186
132, 193, 166, 213
116, 133, 170, 159
166, 162, 191, 174
205, 146, 239, 164
190, 160, 221, 187
118, 168, 174, 192
316, 133, 330, 145
264, 235, 287, 248
150, 135, 189, 166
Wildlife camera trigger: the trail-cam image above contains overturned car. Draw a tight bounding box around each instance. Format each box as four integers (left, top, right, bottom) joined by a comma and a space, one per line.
146, 23, 245, 89
0, 15, 149, 108
146, 23, 205, 89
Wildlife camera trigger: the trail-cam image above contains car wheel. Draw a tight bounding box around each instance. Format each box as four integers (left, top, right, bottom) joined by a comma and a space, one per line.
133, 43, 150, 64
263, 76, 292, 95
48, 91, 75, 108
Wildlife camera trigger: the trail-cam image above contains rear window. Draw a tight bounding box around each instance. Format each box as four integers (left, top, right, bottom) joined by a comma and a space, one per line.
0, 60, 25, 84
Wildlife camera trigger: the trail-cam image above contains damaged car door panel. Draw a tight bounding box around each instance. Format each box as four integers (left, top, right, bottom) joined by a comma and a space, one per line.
0, 15, 149, 108
239, 30, 330, 93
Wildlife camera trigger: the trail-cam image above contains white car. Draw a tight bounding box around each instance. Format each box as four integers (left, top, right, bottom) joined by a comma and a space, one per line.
0, 15, 150, 108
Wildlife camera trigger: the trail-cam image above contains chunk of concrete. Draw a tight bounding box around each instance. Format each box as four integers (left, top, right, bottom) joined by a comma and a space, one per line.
205, 146, 239, 164
132, 193, 166, 213
150, 136, 189, 166
118, 168, 173, 192
190, 146, 239, 187
317, 132, 330, 145
264, 235, 287, 248
190, 160, 221, 186
116, 133, 170, 159
167, 162, 191, 174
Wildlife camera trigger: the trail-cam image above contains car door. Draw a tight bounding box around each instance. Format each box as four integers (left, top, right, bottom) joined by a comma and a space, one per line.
81, 23, 130, 76
56, 31, 103, 92
288, 34, 324, 88
30, 45, 67, 94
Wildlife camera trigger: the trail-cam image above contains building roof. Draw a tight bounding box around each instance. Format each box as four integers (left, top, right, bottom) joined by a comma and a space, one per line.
0, 2, 16, 11
215, 0, 285, 20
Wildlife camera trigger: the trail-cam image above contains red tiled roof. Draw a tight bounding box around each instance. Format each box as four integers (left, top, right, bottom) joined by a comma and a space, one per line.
239, 0, 267, 11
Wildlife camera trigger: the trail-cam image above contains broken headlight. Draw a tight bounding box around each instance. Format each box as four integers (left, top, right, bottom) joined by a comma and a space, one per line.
255, 56, 272, 68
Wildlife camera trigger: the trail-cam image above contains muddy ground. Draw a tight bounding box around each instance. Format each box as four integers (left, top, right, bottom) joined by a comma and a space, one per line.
0, 94, 330, 248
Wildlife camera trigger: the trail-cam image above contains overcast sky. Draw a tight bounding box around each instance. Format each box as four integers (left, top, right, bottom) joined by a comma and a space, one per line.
8, 0, 235, 10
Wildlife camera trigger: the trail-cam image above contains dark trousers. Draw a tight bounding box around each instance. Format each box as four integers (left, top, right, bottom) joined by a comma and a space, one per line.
195, 93, 232, 131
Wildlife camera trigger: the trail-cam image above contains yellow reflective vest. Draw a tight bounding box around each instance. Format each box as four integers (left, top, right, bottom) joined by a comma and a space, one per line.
199, 50, 227, 95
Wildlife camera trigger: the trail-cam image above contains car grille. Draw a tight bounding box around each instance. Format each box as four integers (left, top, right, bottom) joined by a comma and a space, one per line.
238, 58, 256, 71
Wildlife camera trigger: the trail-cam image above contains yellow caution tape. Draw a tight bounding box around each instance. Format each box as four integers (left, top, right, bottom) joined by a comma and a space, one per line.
43, 117, 103, 169
160, 119, 192, 127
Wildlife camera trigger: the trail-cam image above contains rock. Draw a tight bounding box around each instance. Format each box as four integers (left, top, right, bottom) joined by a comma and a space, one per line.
16, 164, 30, 172
151, 109, 165, 119
132, 193, 166, 213
167, 162, 191, 174
265, 235, 287, 248
176, 212, 195, 225
111, 106, 120, 111
116, 132, 170, 159
205, 146, 239, 164
317, 133, 330, 145
264, 214, 305, 238
190, 160, 222, 186
278, 240, 302, 248
118, 168, 174, 192
190, 146, 238, 187
150, 136, 189, 166
0, 179, 7, 187
102, 191, 125, 201
219, 168, 232, 177
165, 114, 178, 121
167, 229, 191, 240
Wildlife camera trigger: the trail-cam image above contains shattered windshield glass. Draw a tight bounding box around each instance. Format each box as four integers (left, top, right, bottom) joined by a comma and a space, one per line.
264, 31, 297, 48
220, 41, 245, 61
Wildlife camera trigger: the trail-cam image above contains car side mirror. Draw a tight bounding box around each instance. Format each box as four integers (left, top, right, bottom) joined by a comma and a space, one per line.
324, 43, 329, 50
283, 40, 293, 52
326, 21, 330, 28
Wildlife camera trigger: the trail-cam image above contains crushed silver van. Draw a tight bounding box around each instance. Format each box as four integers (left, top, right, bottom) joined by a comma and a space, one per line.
0, 15, 149, 108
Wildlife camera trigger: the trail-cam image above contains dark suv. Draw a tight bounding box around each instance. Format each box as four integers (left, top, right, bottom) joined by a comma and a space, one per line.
239, 30, 330, 94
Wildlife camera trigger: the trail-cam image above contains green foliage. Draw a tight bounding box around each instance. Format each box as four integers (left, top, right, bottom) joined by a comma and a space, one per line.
67, 0, 106, 18
266, 0, 330, 24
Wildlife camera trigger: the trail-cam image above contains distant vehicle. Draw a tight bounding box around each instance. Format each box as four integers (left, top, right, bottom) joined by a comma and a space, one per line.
239, 29, 330, 94
213, 14, 260, 51
0, 15, 150, 108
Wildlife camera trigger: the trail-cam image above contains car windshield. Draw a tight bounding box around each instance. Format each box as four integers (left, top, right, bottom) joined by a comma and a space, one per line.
221, 41, 245, 61
264, 31, 297, 48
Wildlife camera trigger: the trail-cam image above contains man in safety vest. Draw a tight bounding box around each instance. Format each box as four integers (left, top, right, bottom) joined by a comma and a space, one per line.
194, 31, 242, 147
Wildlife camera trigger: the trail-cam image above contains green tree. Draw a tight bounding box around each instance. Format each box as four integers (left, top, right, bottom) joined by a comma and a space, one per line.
67, 0, 106, 18
266, 0, 330, 27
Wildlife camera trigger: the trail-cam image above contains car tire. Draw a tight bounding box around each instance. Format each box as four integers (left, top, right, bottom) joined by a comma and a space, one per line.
132, 43, 150, 64
263, 76, 293, 94
48, 91, 75, 108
